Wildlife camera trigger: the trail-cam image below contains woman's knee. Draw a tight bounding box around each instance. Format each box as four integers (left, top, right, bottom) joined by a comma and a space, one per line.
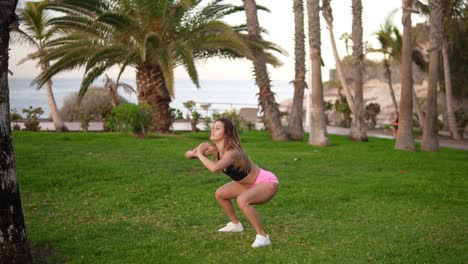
236, 195, 250, 209
214, 188, 224, 200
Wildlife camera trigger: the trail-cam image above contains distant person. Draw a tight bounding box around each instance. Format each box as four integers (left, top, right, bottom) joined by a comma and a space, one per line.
392, 111, 399, 138
185, 118, 279, 248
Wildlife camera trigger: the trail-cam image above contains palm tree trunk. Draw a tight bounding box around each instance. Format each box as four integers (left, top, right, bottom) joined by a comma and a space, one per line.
242, 0, 287, 141
440, 89, 449, 131
395, 0, 415, 151
288, 0, 306, 141
0, 2, 33, 261
384, 59, 398, 111
136, 64, 172, 133
307, 0, 328, 146
350, 0, 367, 141
42, 62, 68, 132
322, 0, 357, 116
442, 38, 462, 140
422, 0, 442, 152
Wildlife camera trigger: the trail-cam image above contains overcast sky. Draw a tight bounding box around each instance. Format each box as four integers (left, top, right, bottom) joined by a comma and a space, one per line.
9, 0, 427, 82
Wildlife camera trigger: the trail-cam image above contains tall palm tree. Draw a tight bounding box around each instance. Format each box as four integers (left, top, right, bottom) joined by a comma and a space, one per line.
0, 0, 33, 262
322, 0, 357, 126
306, 0, 328, 146
13, 1, 68, 132
36, 0, 283, 133
373, 14, 426, 128
374, 11, 400, 112
242, 0, 288, 140
415, 0, 465, 140
395, 0, 416, 151
422, 0, 442, 151
350, 0, 367, 141
288, 0, 306, 141
440, 0, 465, 140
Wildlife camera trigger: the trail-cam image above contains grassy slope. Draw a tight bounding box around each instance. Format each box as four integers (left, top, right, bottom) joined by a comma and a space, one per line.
13, 131, 468, 263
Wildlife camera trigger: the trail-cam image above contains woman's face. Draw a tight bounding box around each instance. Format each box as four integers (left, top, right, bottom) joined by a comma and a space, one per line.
210, 121, 226, 142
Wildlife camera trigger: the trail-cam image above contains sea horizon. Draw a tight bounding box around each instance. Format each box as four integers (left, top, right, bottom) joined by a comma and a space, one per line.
9, 77, 296, 118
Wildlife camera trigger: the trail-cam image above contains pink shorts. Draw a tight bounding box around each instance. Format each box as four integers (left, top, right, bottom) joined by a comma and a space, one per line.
253, 169, 279, 188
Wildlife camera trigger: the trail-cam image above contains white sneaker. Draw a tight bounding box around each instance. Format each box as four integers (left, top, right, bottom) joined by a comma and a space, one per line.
218, 221, 244, 232
251, 234, 272, 248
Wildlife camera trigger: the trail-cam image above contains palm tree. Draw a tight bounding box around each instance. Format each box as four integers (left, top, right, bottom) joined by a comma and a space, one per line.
13, 1, 68, 132
415, 0, 465, 140
374, 11, 400, 112
0, 0, 33, 262
103, 74, 135, 108
306, 0, 328, 146
37, 0, 283, 133
421, 0, 442, 151
321, 0, 357, 129
440, 0, 465, 140
340, 32, 352, 56
242, 0, 288, 140
373, 13, 426, 129
350, 0, 367, 141
395, 0, 416, 151
288, 0, 306, 141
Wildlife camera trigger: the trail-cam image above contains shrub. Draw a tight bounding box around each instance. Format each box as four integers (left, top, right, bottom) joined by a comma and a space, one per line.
10, 108, 22, 130
212, 110, 247, 133
334, 95, 352, 128
200, 103, 212, 131
106, 103, 153, 137
170, 108, 184, 121
80, 114, 94, 132
324, 100, 333, 125
455, 108, 467, 137
22, 106, 43, 131
10, 108, 22, 121
60, 87, 127, 121
364, 103, 381, 129
183, 100, 200, 132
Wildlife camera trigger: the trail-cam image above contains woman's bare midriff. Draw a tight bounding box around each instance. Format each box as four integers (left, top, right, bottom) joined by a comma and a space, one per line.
237, 165, 260, 186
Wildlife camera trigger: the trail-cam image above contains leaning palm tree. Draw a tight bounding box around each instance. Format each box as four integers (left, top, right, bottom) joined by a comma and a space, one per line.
350, 0, 367, 141
103, 74, 135, 108
0, 0, 33, 262
395, 0, 416, 151
36, 0, 283, 133
421, 0, 443, 152
306, 0, 328, 146
242, 0, 288, 140
287, 0, 306, 141
322, 0, 357, 127
13, 1, 68, 132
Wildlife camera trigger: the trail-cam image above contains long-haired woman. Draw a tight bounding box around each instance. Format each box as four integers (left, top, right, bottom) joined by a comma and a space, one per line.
185, 118, 279, 248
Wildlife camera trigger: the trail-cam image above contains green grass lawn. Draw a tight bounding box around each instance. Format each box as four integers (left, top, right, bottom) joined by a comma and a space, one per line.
13, 131, 468, 263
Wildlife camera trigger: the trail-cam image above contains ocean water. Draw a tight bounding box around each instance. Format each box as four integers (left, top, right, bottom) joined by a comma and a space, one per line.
8, 78, 294, 118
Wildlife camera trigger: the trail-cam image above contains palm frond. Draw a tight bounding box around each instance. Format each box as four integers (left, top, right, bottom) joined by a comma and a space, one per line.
176, 44, 199, 88
79, 61, 114, 100
157, 50, 175, 98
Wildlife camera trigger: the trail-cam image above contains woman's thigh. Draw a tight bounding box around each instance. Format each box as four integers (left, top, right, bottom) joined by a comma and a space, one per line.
215, 181, 248, 200
237, 183, 278, 205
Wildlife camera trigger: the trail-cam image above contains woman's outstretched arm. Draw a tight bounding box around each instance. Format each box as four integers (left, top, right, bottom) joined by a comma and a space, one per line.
185, 143, 217, 159
196, 143, 235, 173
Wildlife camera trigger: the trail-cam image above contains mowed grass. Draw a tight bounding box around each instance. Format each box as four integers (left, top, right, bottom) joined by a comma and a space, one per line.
13, 131, 468, 263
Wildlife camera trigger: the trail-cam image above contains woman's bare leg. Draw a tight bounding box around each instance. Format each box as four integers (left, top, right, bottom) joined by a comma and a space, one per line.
236, 183, 278, 235
215, 181, 247, 223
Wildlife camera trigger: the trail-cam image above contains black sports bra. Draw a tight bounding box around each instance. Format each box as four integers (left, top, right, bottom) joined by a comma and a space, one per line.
217, 152, 249, 181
